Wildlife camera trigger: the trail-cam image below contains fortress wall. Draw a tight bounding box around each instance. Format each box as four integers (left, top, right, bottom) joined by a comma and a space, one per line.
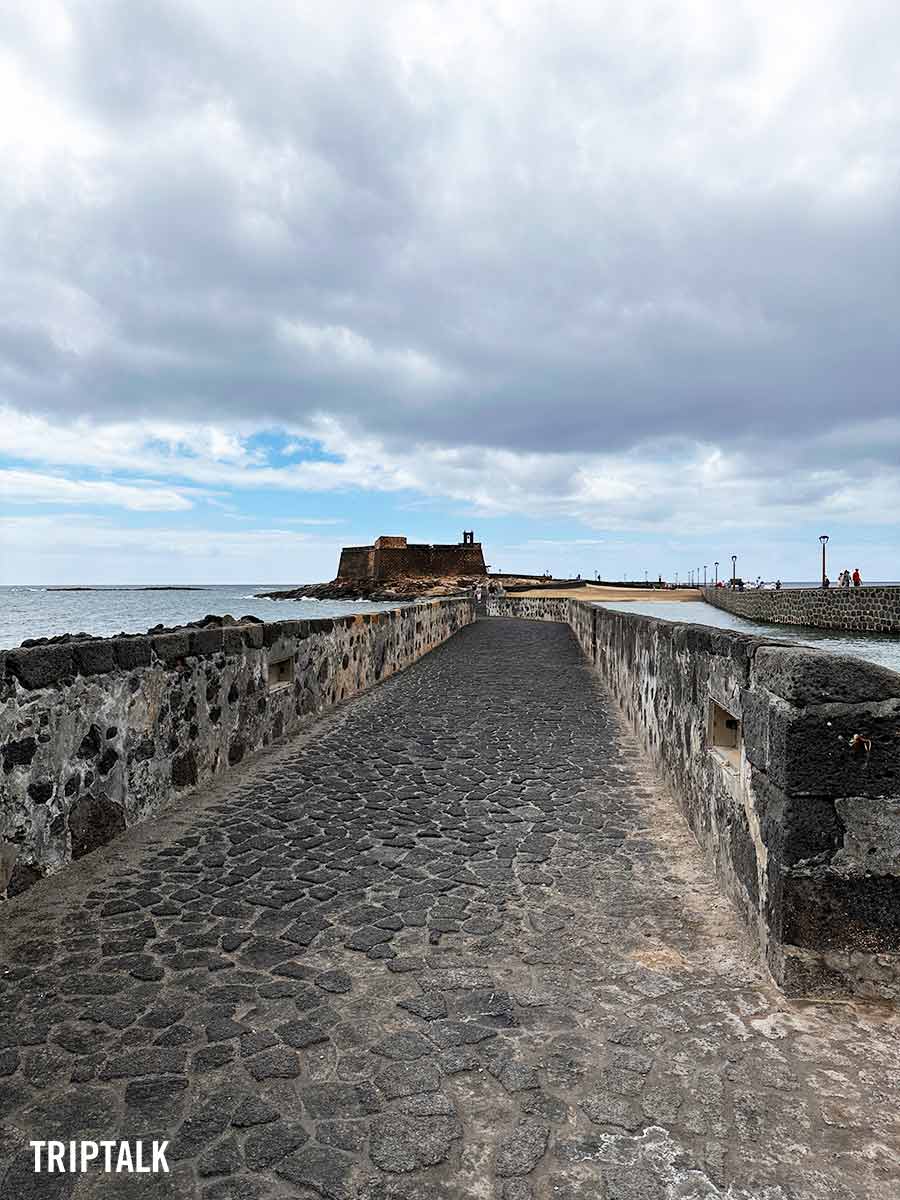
337, 546, 375, 580
488, 595, 900, 1001
704, 584, 900, 633
374, 543, 486, 579
0, 598, 474, 900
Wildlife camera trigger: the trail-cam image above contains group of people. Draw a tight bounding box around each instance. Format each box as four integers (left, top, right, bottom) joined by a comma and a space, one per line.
824, 568, 862, 589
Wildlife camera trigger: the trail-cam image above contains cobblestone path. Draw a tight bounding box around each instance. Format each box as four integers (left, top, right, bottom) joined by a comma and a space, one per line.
2, 618, 900, 1199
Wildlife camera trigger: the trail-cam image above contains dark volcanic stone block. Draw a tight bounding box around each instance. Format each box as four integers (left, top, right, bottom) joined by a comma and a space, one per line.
752, 768, 844, 866
151, 633, 190, 664
190, 628, 224, 656
8, 861, 41, 896
2, 736, 37, 771
307, 619, 334, 634
773, 865, 900, 953
242, 624, 265, 649
73, 640, 117, 676
728, 808, 759, 907
766, 703, 900, 797
172, 751, 199, 789
223, 628, 243, 654
263, 622, 288, 648
740, 689, 770, 769
7, 644, 76, 689
69, 794, 126, 859
754, 646, 900, 706
114, 637, 152, 670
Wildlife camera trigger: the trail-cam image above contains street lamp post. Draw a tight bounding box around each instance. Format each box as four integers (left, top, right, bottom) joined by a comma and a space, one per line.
703, 565, 707, 587
819, 534, 829, 586
731, 554, 737, 585
714, 561, 719, 586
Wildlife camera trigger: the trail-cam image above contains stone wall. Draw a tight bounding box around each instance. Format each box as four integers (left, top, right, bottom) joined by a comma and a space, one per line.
0, 599, 474, 900
336, 546, 376, 580
488, 595, 900, 1001
704, 584, 900, 633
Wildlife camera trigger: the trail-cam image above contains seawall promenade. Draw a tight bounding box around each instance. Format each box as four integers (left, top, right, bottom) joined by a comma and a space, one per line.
2, 616, 898, 1197
489, 595, 900, 1004
703, 583, 900, 633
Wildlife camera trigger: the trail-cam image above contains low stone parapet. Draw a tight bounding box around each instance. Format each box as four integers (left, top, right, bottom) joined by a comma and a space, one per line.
0, 599, 473, 899
703, 583, 900, 633
489, 594, 900, 1001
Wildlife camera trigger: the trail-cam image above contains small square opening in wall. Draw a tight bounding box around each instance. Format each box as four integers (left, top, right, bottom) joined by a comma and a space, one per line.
268, 656, 294, 689
709, 700, 741, 770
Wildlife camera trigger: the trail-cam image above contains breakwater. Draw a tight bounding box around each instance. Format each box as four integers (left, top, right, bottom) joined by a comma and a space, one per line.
0, 599, 473, 899
704, 583, 900, 633
488, 594, 900, 1001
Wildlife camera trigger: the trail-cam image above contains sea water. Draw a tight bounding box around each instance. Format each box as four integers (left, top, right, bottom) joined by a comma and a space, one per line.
0, 585, 406, 651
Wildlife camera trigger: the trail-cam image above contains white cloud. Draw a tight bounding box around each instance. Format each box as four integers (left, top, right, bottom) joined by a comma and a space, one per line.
0, 468, 193, 511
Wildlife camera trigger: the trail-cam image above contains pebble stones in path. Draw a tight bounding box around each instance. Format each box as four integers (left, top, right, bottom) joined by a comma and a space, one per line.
2, 618, 900, 1198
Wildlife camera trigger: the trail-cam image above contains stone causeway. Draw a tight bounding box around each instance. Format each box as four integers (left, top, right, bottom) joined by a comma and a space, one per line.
2, 618, 899, 1198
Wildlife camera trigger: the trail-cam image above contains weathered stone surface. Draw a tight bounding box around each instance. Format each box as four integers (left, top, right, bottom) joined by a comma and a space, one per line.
276, 1145, 359, 1199
243, 1120, 308, 1169
369, 1113, 462, 1172
495, 1120, 550, 1176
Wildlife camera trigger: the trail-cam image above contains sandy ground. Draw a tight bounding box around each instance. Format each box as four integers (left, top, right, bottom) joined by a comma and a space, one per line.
515, 584, 702, 601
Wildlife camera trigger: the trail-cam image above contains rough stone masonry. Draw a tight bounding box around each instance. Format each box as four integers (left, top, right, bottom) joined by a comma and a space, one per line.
704, 583, 900, 634
0, 600, 473, 898
1, 618, 899, 1198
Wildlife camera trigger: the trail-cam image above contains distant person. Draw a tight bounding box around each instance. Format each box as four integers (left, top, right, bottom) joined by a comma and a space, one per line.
822, 575, 830, 589
840, 569, 850, 588
853, 568, 862, 587
775, 579, 782, 590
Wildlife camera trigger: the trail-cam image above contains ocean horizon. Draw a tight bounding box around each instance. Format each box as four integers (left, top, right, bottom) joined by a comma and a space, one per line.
0, 583, 405, 651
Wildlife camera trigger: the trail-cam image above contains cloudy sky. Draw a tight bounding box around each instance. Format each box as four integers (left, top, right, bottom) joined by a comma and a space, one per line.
3, 0, 899, 584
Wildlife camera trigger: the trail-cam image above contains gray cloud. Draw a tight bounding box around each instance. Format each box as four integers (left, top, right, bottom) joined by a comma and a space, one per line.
4, 0, 900, 480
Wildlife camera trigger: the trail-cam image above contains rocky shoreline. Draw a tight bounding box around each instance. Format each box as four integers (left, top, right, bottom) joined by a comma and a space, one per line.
255, 573, 586, 603
255, 576, 479, 602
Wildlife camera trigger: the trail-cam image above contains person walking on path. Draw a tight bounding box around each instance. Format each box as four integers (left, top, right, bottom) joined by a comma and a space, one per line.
853, 568, 862, 587
840, 569, 850, 588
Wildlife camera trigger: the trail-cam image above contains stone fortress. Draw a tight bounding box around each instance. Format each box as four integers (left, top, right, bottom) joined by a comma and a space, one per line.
337, 531, 487, 582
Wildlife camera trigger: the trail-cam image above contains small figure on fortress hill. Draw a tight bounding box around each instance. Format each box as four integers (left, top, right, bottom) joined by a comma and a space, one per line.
853, 567, 862, 587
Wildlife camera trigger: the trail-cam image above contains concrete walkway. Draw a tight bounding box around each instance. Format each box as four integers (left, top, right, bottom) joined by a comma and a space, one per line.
2, 618, 899, 1199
